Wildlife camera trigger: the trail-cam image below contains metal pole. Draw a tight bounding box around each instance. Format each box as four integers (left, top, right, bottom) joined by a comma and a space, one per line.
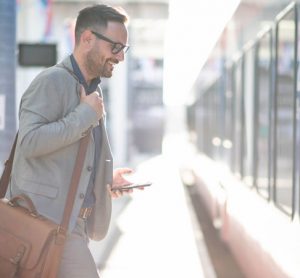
0, 0, 17, 168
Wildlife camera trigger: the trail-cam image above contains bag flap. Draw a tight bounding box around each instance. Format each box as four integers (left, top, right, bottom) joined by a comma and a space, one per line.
0, 227, 30, 264
0, 199, 57, 270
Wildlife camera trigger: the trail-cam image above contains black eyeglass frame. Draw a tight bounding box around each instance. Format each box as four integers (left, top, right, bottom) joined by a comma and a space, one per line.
91, 30, 129, 54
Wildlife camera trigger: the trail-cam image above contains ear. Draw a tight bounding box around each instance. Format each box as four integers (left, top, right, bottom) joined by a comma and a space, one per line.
80, 30, 93, 48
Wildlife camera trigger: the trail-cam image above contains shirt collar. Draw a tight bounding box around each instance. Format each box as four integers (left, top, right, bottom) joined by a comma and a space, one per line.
70, 54, 101, 95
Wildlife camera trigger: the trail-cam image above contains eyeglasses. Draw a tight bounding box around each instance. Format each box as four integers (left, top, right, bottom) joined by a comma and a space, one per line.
91, 30, 130, 55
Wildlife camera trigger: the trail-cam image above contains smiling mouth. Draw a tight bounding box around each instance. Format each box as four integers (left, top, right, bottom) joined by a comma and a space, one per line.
108, 62, 114, 71
107, 60, 118, 71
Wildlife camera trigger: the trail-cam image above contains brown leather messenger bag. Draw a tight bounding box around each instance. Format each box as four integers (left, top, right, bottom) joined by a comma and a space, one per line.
0, 133, 90, 277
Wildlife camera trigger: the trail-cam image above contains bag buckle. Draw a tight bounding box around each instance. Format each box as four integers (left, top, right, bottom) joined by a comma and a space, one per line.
79, 207, 93, 219
55, 226, 66, 245
10, 245, 25, 265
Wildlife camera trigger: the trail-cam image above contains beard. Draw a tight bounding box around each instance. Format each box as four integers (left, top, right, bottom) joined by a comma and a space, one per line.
85, 48, 115, 78
85, 48, 103, 78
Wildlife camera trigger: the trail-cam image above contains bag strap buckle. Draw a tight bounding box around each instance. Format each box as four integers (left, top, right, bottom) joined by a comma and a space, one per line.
10, 245, 26, 265
55, 226, 66, 245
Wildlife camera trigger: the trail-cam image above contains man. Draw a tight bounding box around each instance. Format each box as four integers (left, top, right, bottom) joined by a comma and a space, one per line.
8, 4, 134, 277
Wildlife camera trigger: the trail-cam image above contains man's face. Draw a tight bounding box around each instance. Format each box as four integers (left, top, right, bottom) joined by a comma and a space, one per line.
85, 21, 128, 78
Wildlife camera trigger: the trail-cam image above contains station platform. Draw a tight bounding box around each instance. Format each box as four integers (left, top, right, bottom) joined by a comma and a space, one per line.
88, 153, 216, 278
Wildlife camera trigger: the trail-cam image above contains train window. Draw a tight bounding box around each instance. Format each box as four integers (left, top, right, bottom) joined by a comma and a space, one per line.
255, 28, 272, 200
232, 56, 244, 178
197, 88, 211, 156
274, 2, 297, 216
211, 78, 222, 161
243, 42, 256, 187
209, 88, 216, 159
196, 79, 221, 159
202, 90, 211, 156
223, 66, 234, 168
195, 96, 204, 152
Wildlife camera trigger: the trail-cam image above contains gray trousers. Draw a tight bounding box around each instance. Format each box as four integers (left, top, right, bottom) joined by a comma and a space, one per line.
58, 218, 100, 278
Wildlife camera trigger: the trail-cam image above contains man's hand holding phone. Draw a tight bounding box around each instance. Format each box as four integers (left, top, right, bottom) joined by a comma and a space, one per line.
109, 169, 152, 198
111, 182, 152, 192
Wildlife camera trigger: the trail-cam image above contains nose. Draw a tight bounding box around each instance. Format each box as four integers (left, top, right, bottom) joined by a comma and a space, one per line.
115, 50, 125, 62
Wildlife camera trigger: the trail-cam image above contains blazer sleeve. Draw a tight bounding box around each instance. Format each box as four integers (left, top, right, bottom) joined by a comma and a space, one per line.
18, 68, 98, 158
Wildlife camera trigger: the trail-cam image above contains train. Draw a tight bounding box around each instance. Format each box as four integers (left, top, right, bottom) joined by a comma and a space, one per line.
184, 1, 300, 277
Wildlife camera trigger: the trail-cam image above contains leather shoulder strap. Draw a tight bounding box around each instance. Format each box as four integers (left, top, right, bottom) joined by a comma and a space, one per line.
0, 132, 90, 232
60, 134, 90, 230
0, 134, 18, 198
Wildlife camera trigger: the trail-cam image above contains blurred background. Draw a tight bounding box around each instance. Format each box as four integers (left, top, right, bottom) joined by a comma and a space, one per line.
1, 0, 300, 277
0, 0, 293, 168
0, 0, 168, 169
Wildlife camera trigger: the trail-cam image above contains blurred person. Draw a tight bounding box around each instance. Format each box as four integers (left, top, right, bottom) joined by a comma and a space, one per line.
7, 4, 134, 277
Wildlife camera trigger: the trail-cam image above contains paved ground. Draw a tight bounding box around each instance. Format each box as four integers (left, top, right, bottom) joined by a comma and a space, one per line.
88, 130, 245, 278
89, 155, 215, 278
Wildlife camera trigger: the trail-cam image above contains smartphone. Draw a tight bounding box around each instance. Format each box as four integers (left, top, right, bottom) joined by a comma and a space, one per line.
111, 182, 152, 191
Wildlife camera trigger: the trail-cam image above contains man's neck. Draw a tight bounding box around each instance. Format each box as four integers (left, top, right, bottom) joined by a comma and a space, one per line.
72, 52, 92, 85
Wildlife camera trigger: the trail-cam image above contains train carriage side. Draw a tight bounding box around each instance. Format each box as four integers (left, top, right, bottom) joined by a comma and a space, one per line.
184, 2, 300, 277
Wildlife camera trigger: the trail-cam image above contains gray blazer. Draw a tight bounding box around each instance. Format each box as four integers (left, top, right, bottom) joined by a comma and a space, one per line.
8, 57, 113, 240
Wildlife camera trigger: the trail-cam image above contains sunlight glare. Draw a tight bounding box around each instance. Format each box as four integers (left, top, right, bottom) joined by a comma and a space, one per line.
163, 0, 240, 105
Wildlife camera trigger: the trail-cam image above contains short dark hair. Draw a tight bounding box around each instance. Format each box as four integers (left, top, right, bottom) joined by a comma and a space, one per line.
75, 4, 129, 45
